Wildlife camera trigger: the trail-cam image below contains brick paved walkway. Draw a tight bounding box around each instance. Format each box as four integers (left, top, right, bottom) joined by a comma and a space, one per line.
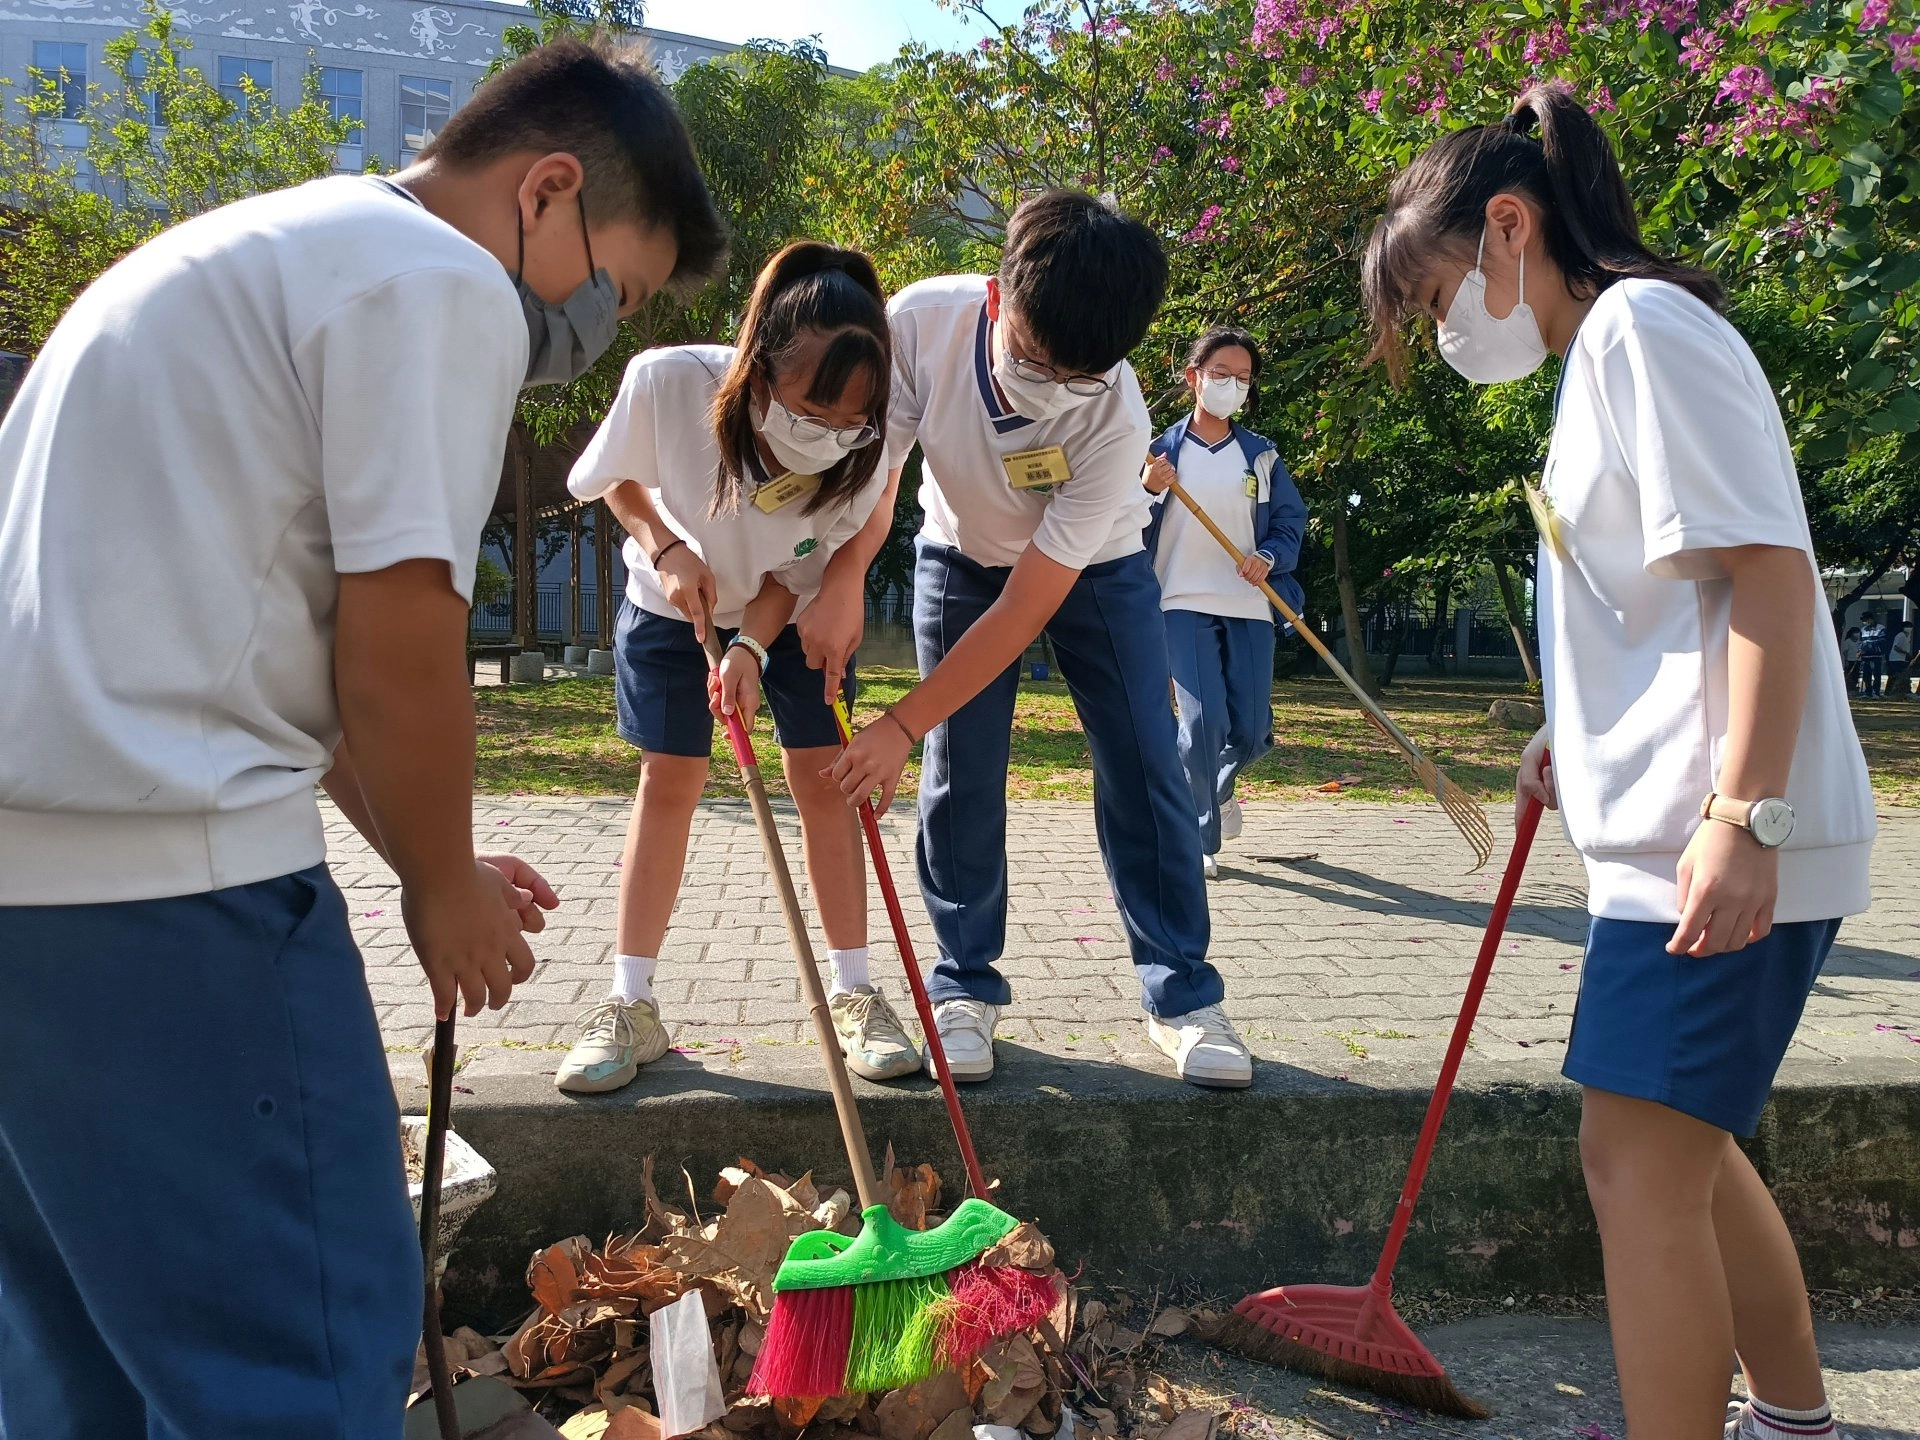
337, 798, 1920, 1091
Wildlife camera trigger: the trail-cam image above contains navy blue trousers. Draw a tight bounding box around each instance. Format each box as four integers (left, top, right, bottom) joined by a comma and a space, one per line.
912, 541, 1221, 1018
1163, 609, 1275, 856
0, 867, 420, 1440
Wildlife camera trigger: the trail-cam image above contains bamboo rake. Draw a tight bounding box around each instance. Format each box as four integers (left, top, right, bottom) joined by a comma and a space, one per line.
1164, 478, 1494, 869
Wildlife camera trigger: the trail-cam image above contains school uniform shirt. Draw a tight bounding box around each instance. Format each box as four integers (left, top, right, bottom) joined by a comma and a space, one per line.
885, 275, 1152, 570
1537, 278, 1875, 924
567, 345, 889, 629
1152, 430, 1271, 622
0, 176, 526, 906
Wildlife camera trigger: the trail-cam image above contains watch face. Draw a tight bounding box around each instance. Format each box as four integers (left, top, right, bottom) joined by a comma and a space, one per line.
1751, 798, 1795, 848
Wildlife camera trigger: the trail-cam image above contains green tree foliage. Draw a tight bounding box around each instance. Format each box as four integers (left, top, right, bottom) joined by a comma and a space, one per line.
0, 3, 355, 356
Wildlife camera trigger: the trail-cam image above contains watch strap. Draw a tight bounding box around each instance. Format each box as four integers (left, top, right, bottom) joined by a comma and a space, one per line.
1701, 792, 1753, 830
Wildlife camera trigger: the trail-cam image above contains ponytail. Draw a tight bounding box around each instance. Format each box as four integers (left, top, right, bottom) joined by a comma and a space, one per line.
710, 240, 892, 518
1361, 81, 1724, 379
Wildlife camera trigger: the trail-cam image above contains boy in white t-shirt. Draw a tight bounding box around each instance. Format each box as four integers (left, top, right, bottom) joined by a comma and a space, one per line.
1365, 83, 1873, 1440
0, 41, 724, 1436
824, 190, 1250, 1090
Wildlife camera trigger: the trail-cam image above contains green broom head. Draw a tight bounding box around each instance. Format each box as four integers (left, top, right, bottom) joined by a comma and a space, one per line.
772, 1199, 1020, 1393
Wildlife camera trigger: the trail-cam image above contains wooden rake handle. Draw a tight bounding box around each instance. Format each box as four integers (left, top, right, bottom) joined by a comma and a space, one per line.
701, 614, 885, 1212
1164, 478, 1429, 763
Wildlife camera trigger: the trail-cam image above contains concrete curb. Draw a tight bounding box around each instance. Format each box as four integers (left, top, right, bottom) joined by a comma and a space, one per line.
404, 1050, 1920, 1330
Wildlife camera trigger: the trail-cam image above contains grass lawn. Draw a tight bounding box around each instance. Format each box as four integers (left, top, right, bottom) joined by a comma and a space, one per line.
474, 669, 1920, 806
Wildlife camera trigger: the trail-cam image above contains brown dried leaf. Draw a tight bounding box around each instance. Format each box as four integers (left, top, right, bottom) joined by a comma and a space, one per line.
773, 1395, 826, 1430
976, 1335, 1047, 1427
597, 1350, 650, 1404
1077, 1300, 1109, 1338
1147, 1308, 1190, 1339
607, 1408, 664, 1440
722, 1395, 774, 1435
927, 1410, 974, 1440
658, 1176, 794, 1319
1145, 1376, 1177, 1423
529, 1237, 593, 1316
644, 1157, 692, 1238
1082, 1409, 1118, 1439
885, 1160, 942, 1233
812, 1190, 854, 1234
874, 1369, 970, 1440
784, 1171, 820, 1213
562, 1409, 615, 1440
736, 1320, 764, 1359
1182, 1309, 1226, 1343
978, 1222, 1054, 1272
1158, 1411, 1220, 1440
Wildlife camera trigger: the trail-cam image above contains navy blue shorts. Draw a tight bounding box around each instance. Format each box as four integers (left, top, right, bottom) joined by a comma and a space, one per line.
1562, 915, 1842, 1137
614, 599, 853, 757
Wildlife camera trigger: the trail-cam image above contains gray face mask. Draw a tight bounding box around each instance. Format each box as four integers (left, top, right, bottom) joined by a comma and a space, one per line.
515, 198, 620, 388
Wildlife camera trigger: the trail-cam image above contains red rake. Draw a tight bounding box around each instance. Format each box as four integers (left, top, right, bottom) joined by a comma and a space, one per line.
1210, 794, 1547, 1419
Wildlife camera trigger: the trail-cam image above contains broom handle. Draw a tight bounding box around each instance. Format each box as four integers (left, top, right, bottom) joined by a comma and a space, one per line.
701, 614, 885, 1212
420, 1014, 460, 1440
831, 695, 993, 1202
1370, 791, 1545, 1289
1163, 479, 1430, 764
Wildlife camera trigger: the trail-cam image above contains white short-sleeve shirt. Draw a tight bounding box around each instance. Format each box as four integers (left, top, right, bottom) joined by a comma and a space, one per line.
0, 176, 526, 905
885, 275, 1152, 570
568, 346, 889, 629
1153, 433, 1269, 621
1537, 278, 1875, 922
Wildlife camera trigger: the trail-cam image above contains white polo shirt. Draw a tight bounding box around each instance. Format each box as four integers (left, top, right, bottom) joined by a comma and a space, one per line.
0, 176, 526, 905
568, 346, 889, 629
885, 275, 1152, 570
1538, 278, 1875, 922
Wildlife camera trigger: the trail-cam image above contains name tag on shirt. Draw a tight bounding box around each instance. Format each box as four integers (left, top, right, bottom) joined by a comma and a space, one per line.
1244, 471, 1259, 499
752, 470, 821, 514
1002, 445, 1072, 493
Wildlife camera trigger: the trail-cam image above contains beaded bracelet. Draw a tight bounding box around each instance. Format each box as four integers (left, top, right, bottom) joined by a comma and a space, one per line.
727, 634, 770, 675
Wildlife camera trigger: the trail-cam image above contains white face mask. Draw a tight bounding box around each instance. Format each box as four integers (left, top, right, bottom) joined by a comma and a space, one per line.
1437, 228, 1549, 384
753, 395, 860, 476
992, 325, 1102, 421
1197, 375, 1249, 419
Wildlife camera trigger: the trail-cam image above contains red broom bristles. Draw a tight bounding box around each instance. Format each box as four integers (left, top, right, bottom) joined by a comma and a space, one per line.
937, 1264, 1061, 1370
751, 1285, 853, 1399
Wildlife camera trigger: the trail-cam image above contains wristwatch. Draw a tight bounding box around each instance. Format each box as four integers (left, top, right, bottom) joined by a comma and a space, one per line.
1700, 793, 1796, 848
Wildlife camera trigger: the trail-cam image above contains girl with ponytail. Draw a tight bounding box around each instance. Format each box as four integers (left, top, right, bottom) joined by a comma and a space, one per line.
1365, 83, 1874, 1440
560, 240, 922, 1094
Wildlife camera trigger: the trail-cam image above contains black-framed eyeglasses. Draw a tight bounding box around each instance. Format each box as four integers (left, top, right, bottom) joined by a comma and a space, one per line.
1005, 355, 1115, 397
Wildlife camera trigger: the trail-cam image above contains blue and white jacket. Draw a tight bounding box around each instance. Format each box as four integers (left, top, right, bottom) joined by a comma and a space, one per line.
1143, 414, 1307, 620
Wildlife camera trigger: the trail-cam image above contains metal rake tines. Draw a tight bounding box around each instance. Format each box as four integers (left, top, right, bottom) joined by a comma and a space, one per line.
1364, 713, 1495, 870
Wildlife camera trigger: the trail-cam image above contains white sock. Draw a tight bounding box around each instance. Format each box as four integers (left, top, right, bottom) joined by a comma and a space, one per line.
828, 946, 870, 996
610, 954, 657, 1006
1743, 1398, 1834, 1440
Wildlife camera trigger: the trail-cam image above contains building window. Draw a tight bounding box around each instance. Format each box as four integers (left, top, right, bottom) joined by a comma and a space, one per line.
217, 56, 273, 117
398, 74, 450, 165
31, 41, 87, 120
316, 66, 363, 130
126, 48, 165, 127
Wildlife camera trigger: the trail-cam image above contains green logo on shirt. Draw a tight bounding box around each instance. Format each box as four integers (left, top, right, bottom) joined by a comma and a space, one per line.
794, 537, 818, 558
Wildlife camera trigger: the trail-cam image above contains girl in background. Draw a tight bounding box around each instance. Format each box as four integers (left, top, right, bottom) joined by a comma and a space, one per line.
1142, 328, 1306, 878
560, 242, 920, 1093
1363, 82, 1873, 1440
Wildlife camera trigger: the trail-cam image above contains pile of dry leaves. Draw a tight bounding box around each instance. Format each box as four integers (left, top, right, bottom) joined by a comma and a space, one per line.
418, 1154, 1227, 1440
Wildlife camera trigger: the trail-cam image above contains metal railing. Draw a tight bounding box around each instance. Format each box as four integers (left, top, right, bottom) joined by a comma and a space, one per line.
469, 585, 603, 641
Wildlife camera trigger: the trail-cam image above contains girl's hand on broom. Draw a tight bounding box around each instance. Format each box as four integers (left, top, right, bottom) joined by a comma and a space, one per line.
826, 714, 911, 814
710, 646, 764, 727
1515, 726, 1557, 824
406, 860, 540, 1019
658, 547, 720, 642
477, 853, 561, 934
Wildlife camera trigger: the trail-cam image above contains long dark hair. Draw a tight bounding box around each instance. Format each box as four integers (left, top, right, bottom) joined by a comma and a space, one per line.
1361, 81, 1724, 379
710, 241, 890, 518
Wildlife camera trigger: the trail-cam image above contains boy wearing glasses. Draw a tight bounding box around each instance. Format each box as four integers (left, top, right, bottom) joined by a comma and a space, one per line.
823, 189, 1249, 1090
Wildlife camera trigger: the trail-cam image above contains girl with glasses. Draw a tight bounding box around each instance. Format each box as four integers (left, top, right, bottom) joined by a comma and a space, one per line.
1141, 328, 1305, 877
558, 241, 921, 1094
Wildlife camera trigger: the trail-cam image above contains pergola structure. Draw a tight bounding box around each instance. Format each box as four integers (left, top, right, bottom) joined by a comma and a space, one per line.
492, 422, 621, 650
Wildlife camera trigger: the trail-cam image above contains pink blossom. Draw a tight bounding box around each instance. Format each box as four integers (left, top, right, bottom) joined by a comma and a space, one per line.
1152, 144, 1174, 162
1222, 154, 1243, 173
1183, 203, 1226, 243
1799, 74, 1844, 111
1361, 87, 1384, 113
1859, 0, 1892, 29
977, 37, 996, 53
1420, 86, 1449, 115
1892, 30, 1920, 70
1262, 85, 1287, 107
1199, 113, 1233, 138
1523, 22, 1571, 65
1678, 28, 1723, 72
1299, 65, 1318, 85
1154, 59, 1175, 81
1717, 63, 1772, 105
1588, 83, 1616, 113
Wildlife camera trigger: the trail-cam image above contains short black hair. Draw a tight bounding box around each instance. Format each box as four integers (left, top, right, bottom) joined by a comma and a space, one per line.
999, 189, 1167, 376
424, 38, 727, 292
1187, 326, 1262, 379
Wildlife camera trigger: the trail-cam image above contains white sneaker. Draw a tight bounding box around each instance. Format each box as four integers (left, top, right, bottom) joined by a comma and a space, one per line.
1202, 853, 1220, 881
830, 986, 921, 1081
555, 997, 671, 1094
1145, 1003, 1253, 1089
1219, 797, 1243, 843
926, 998, 999, 1083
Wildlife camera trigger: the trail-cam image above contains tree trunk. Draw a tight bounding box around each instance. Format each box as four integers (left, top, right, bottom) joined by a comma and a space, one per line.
1330, 503, 1382, 698
1381, 600, 1407, 685
1494, 559, 1540, 684
596, 501, 615, 644
514, 445, 536, 650
568, 508, 583, 645
1426, 563, 1453, 676
1832, 546, 1899, 638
